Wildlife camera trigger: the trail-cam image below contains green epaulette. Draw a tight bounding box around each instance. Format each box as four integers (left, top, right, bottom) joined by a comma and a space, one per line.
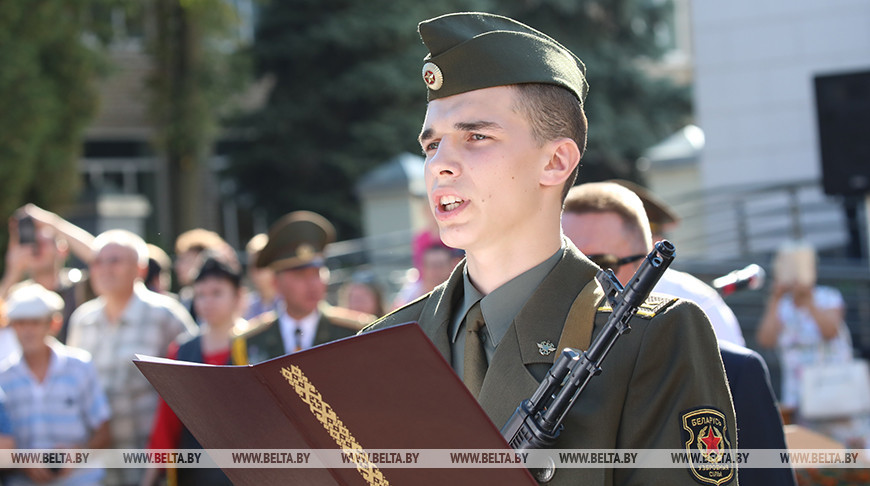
597, 293, 678, 320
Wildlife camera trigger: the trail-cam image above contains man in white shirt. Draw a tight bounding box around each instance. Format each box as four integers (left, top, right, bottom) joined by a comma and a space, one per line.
1, 283, 111, 486
608, 179, 746, 345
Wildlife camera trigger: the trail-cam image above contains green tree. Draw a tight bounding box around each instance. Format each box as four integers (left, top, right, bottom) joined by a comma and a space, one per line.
228, 0, 689, 238
148, 0, 248, 236
0, 1, 108, 234
227, 0, 493, 238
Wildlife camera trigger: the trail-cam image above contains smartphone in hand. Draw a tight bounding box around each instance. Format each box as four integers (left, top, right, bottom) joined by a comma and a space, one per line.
18, 216, 36, 245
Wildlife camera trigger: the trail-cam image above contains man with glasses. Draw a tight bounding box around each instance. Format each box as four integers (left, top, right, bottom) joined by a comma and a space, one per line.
564, 181, 795, 486
562, 183, 653, 285
564, 182, 746, 346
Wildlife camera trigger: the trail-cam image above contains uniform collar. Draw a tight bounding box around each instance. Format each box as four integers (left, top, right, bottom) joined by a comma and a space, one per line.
278, 304, 320, 351
510, 239, 599, 366
450, 246, 564, 348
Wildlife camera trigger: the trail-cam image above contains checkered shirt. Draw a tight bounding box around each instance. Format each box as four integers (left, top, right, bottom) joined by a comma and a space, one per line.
67, 283, 195, 485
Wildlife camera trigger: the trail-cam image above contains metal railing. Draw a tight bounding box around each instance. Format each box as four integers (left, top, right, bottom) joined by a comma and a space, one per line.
662, 178, 869, 399
662, 178, 849, 259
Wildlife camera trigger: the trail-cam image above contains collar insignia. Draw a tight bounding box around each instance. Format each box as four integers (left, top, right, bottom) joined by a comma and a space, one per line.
537, 340, 556, 356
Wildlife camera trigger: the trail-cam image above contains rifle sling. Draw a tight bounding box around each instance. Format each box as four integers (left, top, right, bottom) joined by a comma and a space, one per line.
555, 277, 605, 359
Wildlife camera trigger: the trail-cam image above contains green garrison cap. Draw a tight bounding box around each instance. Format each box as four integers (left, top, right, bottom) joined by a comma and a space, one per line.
256, 211, 336, 272
418, 12, 588, 103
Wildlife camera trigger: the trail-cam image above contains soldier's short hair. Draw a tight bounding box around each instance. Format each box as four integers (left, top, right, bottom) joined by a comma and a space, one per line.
512, 83, 587, 200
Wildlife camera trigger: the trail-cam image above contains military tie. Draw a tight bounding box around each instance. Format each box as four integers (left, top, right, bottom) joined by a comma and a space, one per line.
463, 302, 488, 397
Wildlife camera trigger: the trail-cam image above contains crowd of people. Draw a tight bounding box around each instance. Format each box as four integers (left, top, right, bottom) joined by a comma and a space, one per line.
4, 182, 857, 485
0, 205, 382, 485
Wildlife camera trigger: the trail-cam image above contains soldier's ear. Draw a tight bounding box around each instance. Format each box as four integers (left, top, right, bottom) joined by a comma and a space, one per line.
540, 138, 580, 189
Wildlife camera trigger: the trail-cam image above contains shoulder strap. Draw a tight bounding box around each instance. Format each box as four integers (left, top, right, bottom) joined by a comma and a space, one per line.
321, 304, 375, 331
231, 337, 248, 365
556, 277, 606, 358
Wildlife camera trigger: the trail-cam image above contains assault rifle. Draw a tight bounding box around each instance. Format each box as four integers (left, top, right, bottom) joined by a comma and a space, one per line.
501, 240, 676, 482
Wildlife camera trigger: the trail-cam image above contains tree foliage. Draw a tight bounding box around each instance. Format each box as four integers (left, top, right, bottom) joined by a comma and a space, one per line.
227, 0, 494, 238
0, 1, 109, 225
228, 0, 690, 238
147, 0, 249, 236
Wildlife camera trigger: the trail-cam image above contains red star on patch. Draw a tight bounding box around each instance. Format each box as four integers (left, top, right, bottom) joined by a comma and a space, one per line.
700, 427, 721, 451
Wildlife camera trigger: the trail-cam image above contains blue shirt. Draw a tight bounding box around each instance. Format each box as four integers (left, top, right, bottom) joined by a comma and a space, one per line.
0, 388, 12, 435
0, 339, 111, 485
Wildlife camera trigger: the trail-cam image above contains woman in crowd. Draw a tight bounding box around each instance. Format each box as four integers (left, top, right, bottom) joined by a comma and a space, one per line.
337, 272, 385, 318
142, 254, 246, 486
756, 241, 866, 447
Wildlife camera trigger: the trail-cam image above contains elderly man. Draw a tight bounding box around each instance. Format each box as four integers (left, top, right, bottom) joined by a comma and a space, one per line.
0, 283, 111, 485
67, 230, 196, 486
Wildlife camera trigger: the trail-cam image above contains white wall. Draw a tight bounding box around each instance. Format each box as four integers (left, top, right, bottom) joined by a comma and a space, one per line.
692, 0, 870, 188
689, 0, 869, 256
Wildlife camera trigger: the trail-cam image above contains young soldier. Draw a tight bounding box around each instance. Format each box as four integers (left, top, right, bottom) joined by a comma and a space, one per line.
364, 12, 737, 485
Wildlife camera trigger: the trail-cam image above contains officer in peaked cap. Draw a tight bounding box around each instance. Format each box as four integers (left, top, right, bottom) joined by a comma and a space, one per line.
362, 12, 737, 486
254, 211, 335, 272
233, 211, 373, 364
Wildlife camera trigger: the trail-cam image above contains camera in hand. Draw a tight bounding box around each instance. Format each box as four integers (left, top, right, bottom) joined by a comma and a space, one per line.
18, 216, 36, 245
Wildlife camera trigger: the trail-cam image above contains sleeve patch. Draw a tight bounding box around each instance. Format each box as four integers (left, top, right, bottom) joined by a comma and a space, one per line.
679, 406, 735, 485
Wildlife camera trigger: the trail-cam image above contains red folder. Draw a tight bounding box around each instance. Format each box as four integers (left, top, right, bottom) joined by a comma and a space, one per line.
134, 323, 537, 485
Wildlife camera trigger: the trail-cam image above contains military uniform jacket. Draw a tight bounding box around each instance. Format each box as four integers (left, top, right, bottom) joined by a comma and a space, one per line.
235, 304, 366, 365
364, 243, 738, 486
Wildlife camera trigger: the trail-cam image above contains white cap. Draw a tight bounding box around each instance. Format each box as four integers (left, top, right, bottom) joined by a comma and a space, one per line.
6, 284, 64, 321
